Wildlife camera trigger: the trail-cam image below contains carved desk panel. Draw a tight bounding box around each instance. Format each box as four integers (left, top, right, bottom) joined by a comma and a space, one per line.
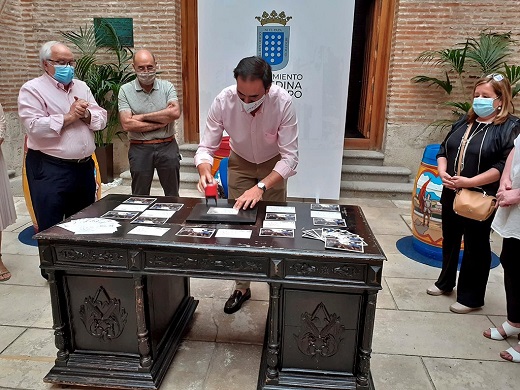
35, 195, 385, 390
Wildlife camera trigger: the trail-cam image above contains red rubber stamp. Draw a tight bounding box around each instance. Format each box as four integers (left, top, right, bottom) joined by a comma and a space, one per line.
205, 182, 218, 206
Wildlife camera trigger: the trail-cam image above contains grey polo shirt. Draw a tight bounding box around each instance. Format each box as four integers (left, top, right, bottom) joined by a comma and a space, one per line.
118, 78, 178, 141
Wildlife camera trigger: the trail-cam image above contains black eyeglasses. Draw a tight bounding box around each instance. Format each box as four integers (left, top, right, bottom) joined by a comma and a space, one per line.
47, 59, 76, 67
136, 65, 156, 72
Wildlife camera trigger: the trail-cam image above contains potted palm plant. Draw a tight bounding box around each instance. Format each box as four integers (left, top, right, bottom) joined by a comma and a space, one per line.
60, 21, 135, 183
412, 30, 520, 131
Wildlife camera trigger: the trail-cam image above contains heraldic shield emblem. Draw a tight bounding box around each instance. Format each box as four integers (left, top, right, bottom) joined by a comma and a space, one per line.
256, 10, 291, 71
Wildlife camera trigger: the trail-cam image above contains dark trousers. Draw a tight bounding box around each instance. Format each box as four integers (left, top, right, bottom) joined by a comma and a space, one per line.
25, 149, 96, 232
227, 151, 286, 202
128, 140, 180, 196
435, 189, 494, 307
500, 237, 520, 323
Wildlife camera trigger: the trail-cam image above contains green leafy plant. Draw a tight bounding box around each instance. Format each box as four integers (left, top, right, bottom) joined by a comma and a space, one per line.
412, 31, 520, 131
60, 21, 135, 146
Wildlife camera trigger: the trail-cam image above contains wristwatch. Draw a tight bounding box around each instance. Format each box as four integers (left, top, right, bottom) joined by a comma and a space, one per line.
257, 182, 267, 192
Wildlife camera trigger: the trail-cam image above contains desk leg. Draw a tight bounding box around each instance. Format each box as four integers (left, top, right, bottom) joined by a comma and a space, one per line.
357, 292, 377, 390
266, 282, 281, 383
134, 275, 152, 369
48, 271, 70, 366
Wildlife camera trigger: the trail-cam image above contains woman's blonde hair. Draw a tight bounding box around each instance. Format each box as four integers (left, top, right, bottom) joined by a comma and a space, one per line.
467, 74, 514, 124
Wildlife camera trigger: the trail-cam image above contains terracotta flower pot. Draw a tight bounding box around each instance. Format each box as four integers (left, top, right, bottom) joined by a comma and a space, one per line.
95, 144, 114, 184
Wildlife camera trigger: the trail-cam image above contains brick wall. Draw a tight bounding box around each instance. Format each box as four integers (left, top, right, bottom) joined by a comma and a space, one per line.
1, 1, 182, 109
0, 0, 182, 174
385, 0, 520, 171
2, 0, 520, 176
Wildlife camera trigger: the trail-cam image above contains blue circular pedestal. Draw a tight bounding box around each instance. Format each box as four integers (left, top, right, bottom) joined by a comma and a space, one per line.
18, 226, 38, 247
397, 236, 499, 270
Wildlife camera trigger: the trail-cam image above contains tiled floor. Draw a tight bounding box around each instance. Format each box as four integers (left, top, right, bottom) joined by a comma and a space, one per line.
0, 184, 518, 390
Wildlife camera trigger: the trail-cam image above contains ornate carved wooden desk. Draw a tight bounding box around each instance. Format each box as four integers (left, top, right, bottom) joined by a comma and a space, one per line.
35, 194, 385, 390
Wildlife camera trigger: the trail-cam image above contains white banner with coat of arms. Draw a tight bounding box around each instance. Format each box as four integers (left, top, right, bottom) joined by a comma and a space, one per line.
198, 0, 355, 199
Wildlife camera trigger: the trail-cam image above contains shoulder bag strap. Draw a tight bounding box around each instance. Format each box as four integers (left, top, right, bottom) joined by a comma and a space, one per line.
456, 123, 472, 176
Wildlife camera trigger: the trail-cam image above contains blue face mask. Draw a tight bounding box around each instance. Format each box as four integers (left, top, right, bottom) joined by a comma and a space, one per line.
473, 97, 497, 118
53, 65, 74, 85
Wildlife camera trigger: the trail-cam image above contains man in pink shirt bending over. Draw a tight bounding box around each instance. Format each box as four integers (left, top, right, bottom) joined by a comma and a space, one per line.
195, 56, 299, 314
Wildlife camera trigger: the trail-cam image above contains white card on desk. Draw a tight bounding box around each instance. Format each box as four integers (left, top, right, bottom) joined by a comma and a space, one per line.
265, 206, 296, 213
128, 226, 170, 236
310, 210, 342, 219
262, 220, 296, 230
215, 229, 252, 239
207, 207, 239, 215
140, 210, 176, 218
114, 204, 149, 212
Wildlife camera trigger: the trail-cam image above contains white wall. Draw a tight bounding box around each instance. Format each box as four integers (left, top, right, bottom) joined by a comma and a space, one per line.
198, 0, 355, 199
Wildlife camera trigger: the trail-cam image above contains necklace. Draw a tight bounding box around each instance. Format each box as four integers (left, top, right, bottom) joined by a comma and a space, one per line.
454, 122, 490, 173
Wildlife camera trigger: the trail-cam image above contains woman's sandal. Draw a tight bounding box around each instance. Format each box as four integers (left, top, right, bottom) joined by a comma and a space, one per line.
500, 342, 520, 363
0, 256, 11, 282
483, 321, 520, 340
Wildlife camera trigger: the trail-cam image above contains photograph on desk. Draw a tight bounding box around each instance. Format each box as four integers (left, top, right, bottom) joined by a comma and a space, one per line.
122, 196, 157, 205
176, 227, 215, 238
325, 237, 364, 253
321, 227, 365, 241
302, 227, 367, 253
131, 216, 169, 225
312, 217, 347, 227
100, 210, 140, 220
265, 212, 296, 221
302, 228, 323, 240
259, 228, 295, 237
310, 203, 341, 212
149, 202, 184, 211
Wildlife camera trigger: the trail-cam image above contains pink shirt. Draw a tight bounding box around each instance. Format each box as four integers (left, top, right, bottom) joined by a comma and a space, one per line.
195, 84, 298, 179
18, 73, 107, 159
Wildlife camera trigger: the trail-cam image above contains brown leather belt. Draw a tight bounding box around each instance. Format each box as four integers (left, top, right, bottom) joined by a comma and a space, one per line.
130, 136, 174, 145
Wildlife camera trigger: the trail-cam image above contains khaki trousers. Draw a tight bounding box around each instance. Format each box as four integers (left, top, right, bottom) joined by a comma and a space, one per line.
227, 151, 286, 290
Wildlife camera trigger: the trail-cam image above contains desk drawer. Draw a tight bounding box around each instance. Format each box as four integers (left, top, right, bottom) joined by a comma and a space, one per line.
54, 245, 128, 268
286, 259, 367, 283
145, 251, 268, 275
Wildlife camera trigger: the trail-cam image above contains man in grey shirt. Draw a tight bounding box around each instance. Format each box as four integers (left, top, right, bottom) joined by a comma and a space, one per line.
119, 49, 181, 196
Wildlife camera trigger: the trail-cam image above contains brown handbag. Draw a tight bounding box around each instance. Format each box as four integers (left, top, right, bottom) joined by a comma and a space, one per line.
453, 188, 497, 221
452, 123, 497, 221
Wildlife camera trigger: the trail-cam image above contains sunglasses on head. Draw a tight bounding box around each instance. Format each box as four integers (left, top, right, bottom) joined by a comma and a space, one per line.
487, 73, 504, 82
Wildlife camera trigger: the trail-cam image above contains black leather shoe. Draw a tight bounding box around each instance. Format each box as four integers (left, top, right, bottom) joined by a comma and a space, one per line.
224, 288, 251, 314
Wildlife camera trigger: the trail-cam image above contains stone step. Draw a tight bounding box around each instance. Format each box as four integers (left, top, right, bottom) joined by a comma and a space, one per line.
179, 143, 198, 159
342, 164, 411, 183
342, 150, 384, 166
181, 156, 198, 175
124, 145, 413, 199
120, 170, 199, 189
120, 171, 413, 199
180, 144, 388, 170
181, 144, 386, 167
340, 180, 414, 200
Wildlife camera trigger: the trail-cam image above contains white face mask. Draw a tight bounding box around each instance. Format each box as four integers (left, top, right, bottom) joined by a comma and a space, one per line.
137, 72, 156, 86
240, 94, 266, 113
